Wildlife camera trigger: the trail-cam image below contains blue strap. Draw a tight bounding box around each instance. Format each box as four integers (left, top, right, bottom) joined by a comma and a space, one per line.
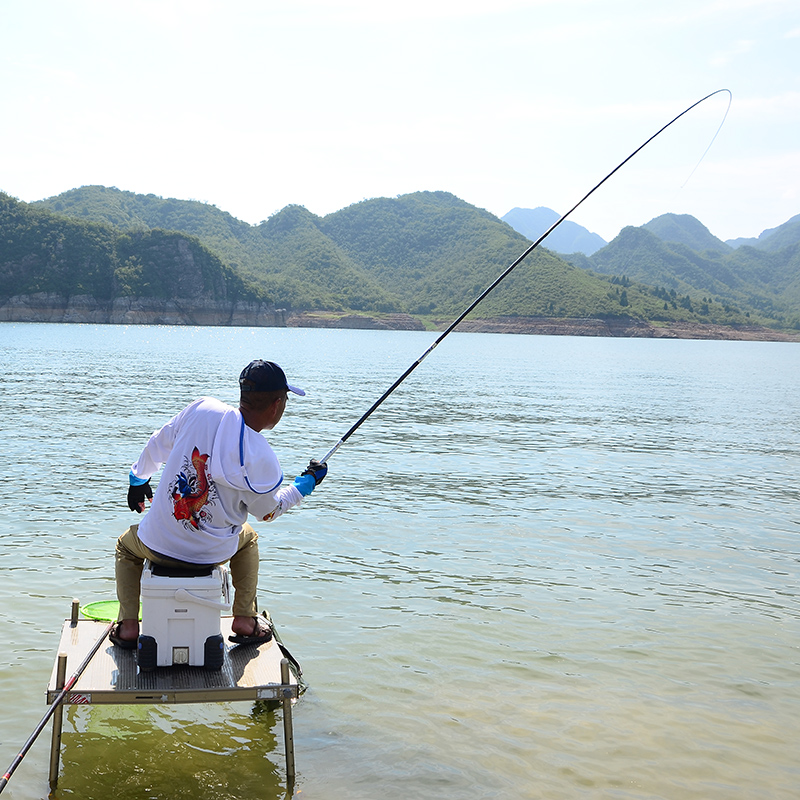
239, 417, 283, 495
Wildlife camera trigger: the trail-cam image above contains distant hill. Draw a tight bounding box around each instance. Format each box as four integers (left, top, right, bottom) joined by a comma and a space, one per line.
318, 192, 633, 318
0, 192, 260, 304
34, 186, 400, 312
253, 204, 401, 312
32, 187, 638, 319
726, 214, 800, 252
643, 213, 731, 255
35, 184, 279, 276
581, 220, 800, 327
502, 207, 607, 255
589, 226, 744, 295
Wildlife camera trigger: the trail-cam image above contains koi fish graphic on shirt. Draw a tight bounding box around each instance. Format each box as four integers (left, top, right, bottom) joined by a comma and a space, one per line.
171, 447, 214, 529
262, 502, 282, 522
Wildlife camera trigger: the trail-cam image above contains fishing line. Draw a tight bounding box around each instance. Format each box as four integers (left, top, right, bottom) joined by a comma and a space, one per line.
681, 90, 732, 188
319, 89, 732, 464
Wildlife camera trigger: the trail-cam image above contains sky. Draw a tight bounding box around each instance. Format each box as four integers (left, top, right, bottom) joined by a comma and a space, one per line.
1, 0, 798, 244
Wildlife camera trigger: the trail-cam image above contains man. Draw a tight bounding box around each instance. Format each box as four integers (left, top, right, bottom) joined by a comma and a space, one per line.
112, 359, 327, 648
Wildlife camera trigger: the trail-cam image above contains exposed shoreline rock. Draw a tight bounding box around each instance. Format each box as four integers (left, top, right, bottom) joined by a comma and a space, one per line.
1, 295, 797, 342
0, 293, 287, 327
285, 311, 425, 331
449, 315, 800, 342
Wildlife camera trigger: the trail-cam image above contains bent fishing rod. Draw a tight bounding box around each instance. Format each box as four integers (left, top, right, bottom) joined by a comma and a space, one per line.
0, 621, 113, 794
319, 88, 731, 465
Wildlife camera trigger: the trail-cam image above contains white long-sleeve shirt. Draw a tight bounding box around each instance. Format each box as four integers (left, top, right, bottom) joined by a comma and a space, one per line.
131, 397, 303, 564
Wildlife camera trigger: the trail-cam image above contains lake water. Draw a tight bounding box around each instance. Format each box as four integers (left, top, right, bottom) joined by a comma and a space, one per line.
0, 322, 798, 800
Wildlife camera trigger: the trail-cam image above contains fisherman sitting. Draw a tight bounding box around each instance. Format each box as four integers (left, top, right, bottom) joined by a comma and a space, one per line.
111, 359, 327, 648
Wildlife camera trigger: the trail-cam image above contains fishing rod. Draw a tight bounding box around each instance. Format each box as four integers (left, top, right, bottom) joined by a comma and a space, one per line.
319, 88, 732, 465
0, 621, 113, 794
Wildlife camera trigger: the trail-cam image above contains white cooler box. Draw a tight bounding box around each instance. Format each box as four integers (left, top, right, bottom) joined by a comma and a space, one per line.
138, 559, 232, 671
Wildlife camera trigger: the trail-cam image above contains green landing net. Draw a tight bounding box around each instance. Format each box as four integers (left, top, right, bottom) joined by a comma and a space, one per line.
81, 601, 141, 622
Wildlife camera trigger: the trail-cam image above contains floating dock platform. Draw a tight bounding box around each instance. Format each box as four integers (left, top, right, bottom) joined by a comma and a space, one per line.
44, 603, 300, 791
47, 617, 299, 704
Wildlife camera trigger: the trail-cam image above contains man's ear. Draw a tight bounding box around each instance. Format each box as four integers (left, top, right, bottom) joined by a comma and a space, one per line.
268, 395, 284, 420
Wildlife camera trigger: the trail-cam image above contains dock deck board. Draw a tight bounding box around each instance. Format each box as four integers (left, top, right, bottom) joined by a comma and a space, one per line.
47, 618, 298, 705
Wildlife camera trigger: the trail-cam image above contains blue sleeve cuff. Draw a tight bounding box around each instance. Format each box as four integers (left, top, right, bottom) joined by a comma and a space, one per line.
292, 474, 315, 497
129, 470, 150, 486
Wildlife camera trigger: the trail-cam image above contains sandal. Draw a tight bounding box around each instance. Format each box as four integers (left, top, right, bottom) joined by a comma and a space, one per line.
109, 623, 138, 650
228, 615, 273, 646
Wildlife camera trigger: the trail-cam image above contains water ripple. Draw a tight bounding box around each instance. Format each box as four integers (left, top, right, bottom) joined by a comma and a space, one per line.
1, 324, 799, 799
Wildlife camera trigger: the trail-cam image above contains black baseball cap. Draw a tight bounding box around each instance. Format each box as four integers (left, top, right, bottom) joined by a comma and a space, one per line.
239, 360, 306, 396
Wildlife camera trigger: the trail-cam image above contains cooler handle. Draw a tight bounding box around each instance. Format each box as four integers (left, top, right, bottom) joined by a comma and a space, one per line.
173, 588, 233, 612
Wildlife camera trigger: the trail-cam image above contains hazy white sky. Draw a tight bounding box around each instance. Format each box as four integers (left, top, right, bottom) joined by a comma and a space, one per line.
1, 0, 798, 242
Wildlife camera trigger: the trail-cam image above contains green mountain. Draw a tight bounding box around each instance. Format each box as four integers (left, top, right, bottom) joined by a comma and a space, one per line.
32, 186, 646, 319
34, 185, 398, 312
0, 192, 264, 304
588, 226, 739, 294
318, 192, 621, 318
583, 222, 800, 327
642, 213, 731, 255
36, 185, 270, 276
726, 214, 800, 252
253, 205, 400, 312
9, 185, 799, 332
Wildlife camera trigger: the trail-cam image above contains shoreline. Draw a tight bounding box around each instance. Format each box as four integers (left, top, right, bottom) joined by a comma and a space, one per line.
446, 315, 800, 342
1, 294, 798, 342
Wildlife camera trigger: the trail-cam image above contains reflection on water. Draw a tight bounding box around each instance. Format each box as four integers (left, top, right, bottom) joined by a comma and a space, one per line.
58, 704, 283, 799
0, 323, 799, 799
